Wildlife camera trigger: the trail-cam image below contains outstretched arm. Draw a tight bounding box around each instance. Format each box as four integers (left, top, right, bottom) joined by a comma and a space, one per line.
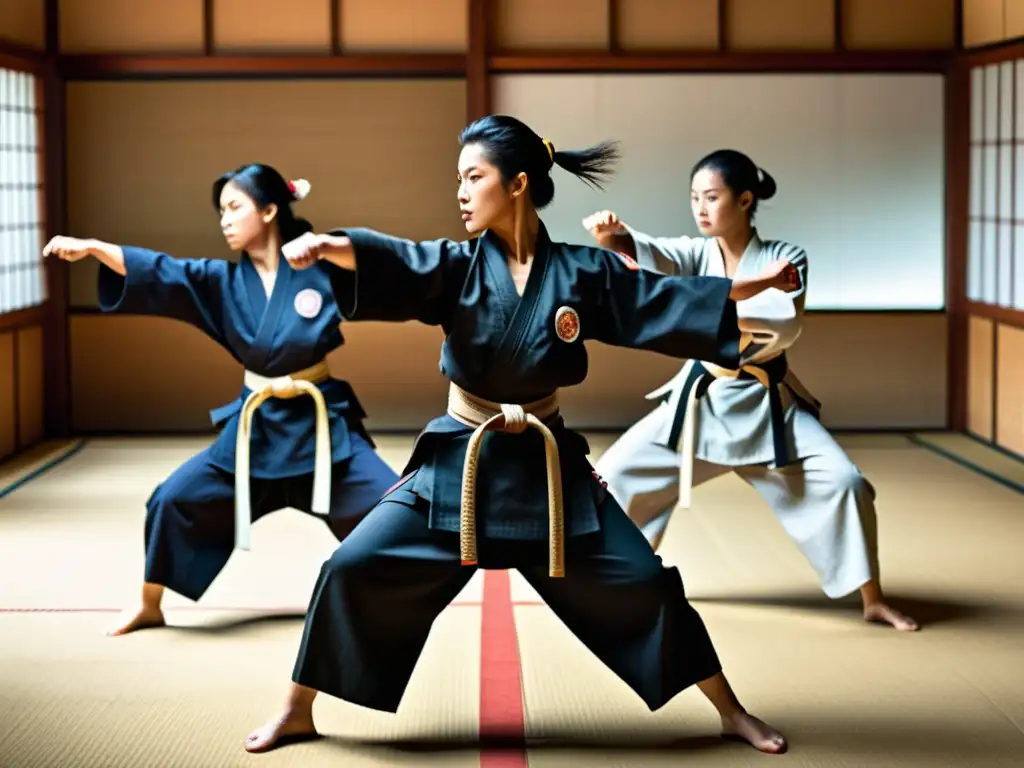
282, 229, 469, 327
587, 248, 798, 368
44, 236, 228, 342
583, 210, 700, 276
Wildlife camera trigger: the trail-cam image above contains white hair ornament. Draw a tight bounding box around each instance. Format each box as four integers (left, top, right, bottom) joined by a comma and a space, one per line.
287, 178, 311, 201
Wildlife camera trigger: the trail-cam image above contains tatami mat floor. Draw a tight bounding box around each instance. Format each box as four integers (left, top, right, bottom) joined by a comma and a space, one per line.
0, 432, 1022, 767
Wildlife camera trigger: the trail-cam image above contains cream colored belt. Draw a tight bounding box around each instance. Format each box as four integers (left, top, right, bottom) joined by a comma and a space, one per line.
234, 359, 331, 551
446, 383, 565, 577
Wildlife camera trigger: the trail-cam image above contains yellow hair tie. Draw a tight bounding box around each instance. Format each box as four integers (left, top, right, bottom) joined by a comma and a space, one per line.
542, 138, 555, 163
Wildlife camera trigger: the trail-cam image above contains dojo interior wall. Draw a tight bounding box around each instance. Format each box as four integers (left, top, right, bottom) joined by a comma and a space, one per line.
0, 0, 47, 464
41, 0, 959, 54
64, 72, 950, 433
961, 1, 1024, 459
0, 327, 45, 462
0, 0, 976, 454
962, 0, 1024, 48
65, 79, 469, 432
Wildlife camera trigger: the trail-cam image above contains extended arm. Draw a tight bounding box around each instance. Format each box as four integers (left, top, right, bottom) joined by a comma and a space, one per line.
293, 229, 467, 327
99, 244, 227, 340
589, 249, 787, 368
45, 236, 228, 341
622, 224, 701, 277
585, 212, 700, 276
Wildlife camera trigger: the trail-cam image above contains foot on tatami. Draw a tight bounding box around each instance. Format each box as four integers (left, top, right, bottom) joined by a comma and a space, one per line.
721, 712, 788, 754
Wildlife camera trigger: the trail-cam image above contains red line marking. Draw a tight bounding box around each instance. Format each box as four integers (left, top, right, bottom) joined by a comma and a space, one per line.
0, 606, 309, 614
2, 577, 538, 768
0, 600, 546, 614
479, 570, 528, 768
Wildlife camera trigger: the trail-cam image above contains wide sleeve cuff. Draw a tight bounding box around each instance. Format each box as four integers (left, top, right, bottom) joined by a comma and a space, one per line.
96, 246, 159, 313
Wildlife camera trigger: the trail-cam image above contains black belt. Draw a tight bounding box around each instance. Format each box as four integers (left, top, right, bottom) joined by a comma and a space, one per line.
658, 353, 818, 470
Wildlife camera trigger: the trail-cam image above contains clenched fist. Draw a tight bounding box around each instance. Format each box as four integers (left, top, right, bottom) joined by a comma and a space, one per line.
282, 232, 334, 270
43, 236, 96, 262
758, 259, 800, 293
582, 210, 627, 242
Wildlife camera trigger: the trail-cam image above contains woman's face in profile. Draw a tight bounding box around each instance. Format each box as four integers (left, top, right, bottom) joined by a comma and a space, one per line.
219, 182, 274, 252
456, 143, 517, 234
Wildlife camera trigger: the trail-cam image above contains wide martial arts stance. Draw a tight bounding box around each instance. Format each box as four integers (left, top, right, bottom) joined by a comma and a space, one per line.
245, 117, 800, 755
585, 149, 918, 632
42, 163, 399, 636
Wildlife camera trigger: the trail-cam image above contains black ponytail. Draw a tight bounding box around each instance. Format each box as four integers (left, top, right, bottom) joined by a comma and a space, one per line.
460, 115, 620, 209
550, 140, 620, 191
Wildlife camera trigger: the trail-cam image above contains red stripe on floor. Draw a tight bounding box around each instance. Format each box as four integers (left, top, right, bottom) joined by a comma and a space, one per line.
0, 600, 545, 614
479, 570, 528, 768
3, 574, 536, 767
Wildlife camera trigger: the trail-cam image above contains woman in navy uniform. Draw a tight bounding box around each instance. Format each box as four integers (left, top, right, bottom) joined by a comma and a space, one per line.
43, 164, 399, 636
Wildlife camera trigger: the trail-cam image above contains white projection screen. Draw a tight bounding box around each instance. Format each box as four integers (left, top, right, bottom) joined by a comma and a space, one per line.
492, 73, 945, 310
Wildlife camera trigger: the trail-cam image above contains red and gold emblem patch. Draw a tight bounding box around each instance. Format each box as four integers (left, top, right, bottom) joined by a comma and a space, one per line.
555, 305, 580, 343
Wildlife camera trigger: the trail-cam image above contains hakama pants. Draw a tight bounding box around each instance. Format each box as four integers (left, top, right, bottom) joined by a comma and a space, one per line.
143, 432, 399, 601
291, 479, 722, 714
594, 406, 880, 599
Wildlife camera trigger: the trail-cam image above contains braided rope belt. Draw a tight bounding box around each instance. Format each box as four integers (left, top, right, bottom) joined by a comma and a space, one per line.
446, 383, 564, 577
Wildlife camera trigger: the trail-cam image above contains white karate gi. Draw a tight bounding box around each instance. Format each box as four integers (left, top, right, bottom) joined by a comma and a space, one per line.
594, 227, 879, 598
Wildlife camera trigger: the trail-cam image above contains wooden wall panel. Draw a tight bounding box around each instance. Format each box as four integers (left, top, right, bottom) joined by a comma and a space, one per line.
64, 78, 468, 431
340, 0, 467, 52
995, 322, 1024, 455
0, 0, 45, 48
60, 0, 205, 53
968, 315, 995, 439
0, 324, 46, 458
68, 312, 949, 433
62, 78, 951, 434
65, 79, 467, 308
70, 315, 243, 432
727, 0, 836, 50
0, 333, 15, 460
213, 0, 332, 52
617, 0, 719, 51
963, 0, 1024, 46
15, 326, 45, 449
492, 0, 609, 51
784, 313, 947, 429
1006, 0, 1024, 39
843, 0, 956, 50
963, 0, 1008, 48
69, 315, 450, 432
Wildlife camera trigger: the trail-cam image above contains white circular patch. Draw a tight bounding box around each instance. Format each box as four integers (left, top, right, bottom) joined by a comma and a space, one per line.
294, 288, 323, 319
554, 305, 580, 343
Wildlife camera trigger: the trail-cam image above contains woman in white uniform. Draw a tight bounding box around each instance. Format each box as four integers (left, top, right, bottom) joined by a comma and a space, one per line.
584, 148, 918, 631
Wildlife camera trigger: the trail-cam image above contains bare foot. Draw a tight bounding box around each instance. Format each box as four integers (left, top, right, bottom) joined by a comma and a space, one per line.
107, 605, 166, 636
721, 712, 788, 754
864, 601, 919, 631
244, 711, 319, 754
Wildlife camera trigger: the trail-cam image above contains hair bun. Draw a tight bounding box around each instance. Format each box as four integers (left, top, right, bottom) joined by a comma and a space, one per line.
287, 178, 311, 201
756, 168, 777, 201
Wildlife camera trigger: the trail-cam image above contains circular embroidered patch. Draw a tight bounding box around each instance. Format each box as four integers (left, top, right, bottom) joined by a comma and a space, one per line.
294, 288, 323, 319
555, 305, 580, 343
